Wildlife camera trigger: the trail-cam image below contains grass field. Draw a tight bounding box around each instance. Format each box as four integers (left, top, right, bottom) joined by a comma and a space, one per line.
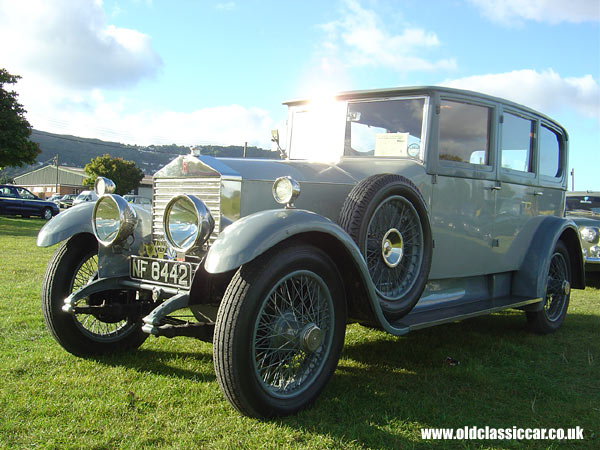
0, 216, 598, 449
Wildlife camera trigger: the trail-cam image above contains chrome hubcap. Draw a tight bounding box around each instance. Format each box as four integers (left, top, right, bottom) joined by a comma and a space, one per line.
301, 324, 323, 353
381, 228, 404, 268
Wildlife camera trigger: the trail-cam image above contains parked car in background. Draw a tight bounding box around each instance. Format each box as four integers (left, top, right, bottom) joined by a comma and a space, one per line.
47, 194, 63, 204
58, 194, 77, 209
72, 190, 98, 207
37, 86, 584, 418
123, 194, 152, 209
0, 185, 59, 220
566, 191, 600, 272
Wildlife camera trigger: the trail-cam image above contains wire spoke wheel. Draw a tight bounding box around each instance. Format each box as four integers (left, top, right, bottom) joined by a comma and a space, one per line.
525, 240, 571, 334
338, 174, 432, 319
544, 250, 569, 322
214, 244, 346, 418
365, 195, 424, 301
68, 253, 136, 342
253, 270, 334, 398
41, 234, 147, 356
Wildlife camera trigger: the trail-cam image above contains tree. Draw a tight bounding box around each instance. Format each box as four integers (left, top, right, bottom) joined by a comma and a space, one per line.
0, 69, 41, 168
83, 154, 144, 196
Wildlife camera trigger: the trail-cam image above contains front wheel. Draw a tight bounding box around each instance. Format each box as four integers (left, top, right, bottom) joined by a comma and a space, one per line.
526, 240, 571, 334
213, 244, 347, 418
41, 234, 148, 356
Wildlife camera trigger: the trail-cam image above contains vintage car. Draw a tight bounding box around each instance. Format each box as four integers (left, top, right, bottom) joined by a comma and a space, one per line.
566, 191, 599, 272
37, 87, 585, 418
0, 184, 60, 220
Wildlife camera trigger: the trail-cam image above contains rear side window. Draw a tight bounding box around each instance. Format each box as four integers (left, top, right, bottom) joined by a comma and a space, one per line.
439, 100, 491, 165
539, 125, 562, 177
501, 113, 534, 172
1, 187, 17, 197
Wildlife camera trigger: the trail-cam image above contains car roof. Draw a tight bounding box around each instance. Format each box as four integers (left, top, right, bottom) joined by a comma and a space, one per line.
283, 85, 566, 136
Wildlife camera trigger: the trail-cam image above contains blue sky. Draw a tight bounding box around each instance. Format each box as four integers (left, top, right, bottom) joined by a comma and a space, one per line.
0, 0, 598, 189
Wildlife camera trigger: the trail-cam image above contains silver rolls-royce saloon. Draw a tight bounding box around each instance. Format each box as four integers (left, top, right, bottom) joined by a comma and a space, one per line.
37, 86, 584, 418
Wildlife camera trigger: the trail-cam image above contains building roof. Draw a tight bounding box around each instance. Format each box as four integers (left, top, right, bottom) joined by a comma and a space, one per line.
14, 164, 153, 187
14, 165, 87, 186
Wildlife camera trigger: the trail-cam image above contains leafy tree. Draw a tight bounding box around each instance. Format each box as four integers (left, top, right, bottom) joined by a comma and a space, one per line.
83, 154, 144, 196
0, 69, 41, 168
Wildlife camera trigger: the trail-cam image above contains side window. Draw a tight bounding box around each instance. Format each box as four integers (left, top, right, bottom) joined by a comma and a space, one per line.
439, 100, 491, 165
1, 187, 17, 197
344, 98, 426, 158
539, 125, 562, 178
16, 187, 35, 199
501, 113, 534, 172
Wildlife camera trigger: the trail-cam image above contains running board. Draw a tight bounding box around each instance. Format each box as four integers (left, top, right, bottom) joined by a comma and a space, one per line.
389, 296, 542, 333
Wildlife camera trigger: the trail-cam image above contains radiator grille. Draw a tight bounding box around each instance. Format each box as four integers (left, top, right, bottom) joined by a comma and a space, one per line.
152, 177, 221, 244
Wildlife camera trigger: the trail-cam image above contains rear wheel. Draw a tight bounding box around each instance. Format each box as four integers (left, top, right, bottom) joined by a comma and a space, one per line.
526, 241, 571, 334
213, 244, 346, 418
41, 234, 147, 356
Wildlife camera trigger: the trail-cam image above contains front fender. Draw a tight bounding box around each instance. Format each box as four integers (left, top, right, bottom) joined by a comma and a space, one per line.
204, 208, 412, 336
204, 209, 355, 273
37, 203, 95, 247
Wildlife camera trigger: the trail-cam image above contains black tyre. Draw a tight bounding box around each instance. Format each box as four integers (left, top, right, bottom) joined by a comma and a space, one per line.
526, 240, 571, 334
41, 234, 147, 356
42, 207, 53, 220
213, 244, 347, 418
339, 174, 432, 320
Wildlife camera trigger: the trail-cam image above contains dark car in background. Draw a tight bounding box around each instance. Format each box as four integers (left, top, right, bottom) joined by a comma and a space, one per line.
566, 191, 600, 272
58, 194, 77, 209
0, 185, 60, 220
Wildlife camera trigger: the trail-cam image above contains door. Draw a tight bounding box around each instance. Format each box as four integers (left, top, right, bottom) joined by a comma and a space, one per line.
429, 98, 498, 279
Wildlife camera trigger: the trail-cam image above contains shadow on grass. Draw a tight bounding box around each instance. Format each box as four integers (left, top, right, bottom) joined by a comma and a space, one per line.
586, 272, 600, 288
93, 347, 216, 382
278, 312, 599, 449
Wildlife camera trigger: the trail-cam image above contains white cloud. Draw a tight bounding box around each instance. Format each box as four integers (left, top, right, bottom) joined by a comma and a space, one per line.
216, 2, 236, 11
0, 0, 162, 89
319, 0, 456, 73
469, 0, 600, 25
440, 69, 599, 119
16, 73, 272, 147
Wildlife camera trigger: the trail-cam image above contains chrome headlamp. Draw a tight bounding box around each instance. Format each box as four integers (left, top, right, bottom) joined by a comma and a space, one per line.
92, 195, 138, 246
272, 176, 301, 208
163, 195, 215, 252
94, 177, 116, 196
580, 226, 599, 244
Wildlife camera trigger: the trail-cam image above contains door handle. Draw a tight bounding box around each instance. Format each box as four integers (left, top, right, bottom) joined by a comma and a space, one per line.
533, 191, 543, 196
490, 185, 502, 191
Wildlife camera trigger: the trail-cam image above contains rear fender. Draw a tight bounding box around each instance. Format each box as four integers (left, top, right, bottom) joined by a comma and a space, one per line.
512, 216, 585, 299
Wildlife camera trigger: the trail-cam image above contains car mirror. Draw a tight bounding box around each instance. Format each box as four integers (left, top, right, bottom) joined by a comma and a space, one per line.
271, 129, 279, 144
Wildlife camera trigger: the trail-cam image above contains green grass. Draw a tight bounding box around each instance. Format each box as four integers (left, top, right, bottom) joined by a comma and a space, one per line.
0, 216, 598, 449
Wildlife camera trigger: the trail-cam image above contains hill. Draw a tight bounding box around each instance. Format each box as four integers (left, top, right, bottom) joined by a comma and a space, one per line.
0, 130, 279, 182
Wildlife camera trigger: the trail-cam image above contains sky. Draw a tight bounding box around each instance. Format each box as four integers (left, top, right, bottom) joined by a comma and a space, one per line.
0, 0, 598, 189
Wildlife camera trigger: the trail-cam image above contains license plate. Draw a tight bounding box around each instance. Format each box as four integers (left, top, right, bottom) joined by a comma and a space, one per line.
130, 256, 193, 289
